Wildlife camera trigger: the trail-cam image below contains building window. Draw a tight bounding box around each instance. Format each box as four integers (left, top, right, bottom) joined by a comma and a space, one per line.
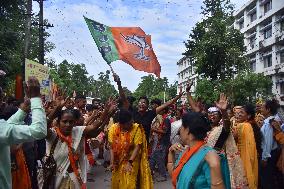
188, 67, 192, 75
280, 82, 284, 95
264, 27, 272, 39
264, 54, 272, 68
250, 37, 256, 48
250, 61, 256, 71
250, 12, 257, 22
280, 52, 284, 63
281, 21, 284, 31
240, 21, 244, 29
264, 0, 272, 14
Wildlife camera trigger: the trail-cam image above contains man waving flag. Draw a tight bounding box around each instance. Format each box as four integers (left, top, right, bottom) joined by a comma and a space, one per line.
84, 16, 161, 77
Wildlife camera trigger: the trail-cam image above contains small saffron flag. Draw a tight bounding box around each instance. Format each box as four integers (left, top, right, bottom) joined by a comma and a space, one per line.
84, 16, 161, 77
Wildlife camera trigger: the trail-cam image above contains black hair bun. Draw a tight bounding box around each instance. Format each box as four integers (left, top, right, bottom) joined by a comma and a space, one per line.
182, 112, 211, 140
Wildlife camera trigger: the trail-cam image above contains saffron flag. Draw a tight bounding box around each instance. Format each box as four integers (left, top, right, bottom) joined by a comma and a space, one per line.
84, 16, 161, 77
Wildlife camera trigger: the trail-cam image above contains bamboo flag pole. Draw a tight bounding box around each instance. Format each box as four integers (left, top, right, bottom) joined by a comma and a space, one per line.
108, 64, 115, 75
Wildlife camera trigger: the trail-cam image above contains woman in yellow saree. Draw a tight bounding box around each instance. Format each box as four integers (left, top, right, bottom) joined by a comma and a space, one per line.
235, 104, 261, 189
108, 109, 153, 189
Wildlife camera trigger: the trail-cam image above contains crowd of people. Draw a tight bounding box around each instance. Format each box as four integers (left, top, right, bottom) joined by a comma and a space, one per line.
0, 75, 284, 189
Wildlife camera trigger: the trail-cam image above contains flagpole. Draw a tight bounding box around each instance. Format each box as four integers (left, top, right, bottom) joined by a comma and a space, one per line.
108, 64, 115, 75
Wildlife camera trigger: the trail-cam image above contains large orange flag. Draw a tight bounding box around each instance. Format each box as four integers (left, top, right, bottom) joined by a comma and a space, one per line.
84, 16, 161, 77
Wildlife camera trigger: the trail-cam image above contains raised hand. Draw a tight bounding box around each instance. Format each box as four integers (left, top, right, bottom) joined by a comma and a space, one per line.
215, 93, 228, 111
113, 73, 121, 84
186, 79, 193, 93
56, 96, 70, 108
24, 77, 41, 98
270, 119, 282, 132
178, 84, 185, 96
169, 143, 185, 153
20, 97, 31, 113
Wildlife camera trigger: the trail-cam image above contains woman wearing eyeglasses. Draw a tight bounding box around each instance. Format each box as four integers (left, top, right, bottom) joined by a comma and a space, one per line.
186, 81, 249, 189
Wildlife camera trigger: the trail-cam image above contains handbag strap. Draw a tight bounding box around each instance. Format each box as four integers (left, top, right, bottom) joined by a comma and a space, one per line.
50, 136, 59, 156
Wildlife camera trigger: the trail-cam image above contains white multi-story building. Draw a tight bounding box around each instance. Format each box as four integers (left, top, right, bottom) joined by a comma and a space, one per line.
177, 0, 284, 103
177, 56, 198, 103
234, 0, 284, 102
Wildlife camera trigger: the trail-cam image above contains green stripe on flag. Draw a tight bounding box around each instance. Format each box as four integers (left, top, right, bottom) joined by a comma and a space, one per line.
84, 16, 119, 64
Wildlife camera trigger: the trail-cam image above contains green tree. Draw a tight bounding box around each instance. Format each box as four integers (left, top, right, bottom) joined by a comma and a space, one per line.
195, 79, 219, 105
0, 0, 55, 93
90, 71, 117, 101
195, 72, 272, 105
229, 72, 273, 105
133, 75, 156, 98
168, 81, 178, 99
50, 60, 93, 96
50, 60, 118, 101
70, 63, 90, 94
133, 75, 176, 101
184, 0, 247, 81
0, 0, 25, 91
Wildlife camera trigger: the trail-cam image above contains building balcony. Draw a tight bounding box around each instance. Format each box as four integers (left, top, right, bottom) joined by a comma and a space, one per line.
246, 31, 257, 39
276, 45, 284, 54
246, 43, 257, 55
236, 15, 244, 23
258, 37, 275, 51
247, 6, 256, 15
259, 23, 272, 32
275, 33, 284, 43
259, 0, 271, 6
275, 15, 284, 23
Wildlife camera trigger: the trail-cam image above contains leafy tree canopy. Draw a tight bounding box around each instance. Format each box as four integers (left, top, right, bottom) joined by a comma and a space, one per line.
133, 75, 177, 102
184, 0, 247, 81
0, 0, 55, 94
195, 72, 272, 105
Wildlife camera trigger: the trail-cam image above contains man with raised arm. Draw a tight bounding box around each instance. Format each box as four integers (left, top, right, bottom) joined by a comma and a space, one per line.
113, 73, 183, 142
0, 77, 47, 189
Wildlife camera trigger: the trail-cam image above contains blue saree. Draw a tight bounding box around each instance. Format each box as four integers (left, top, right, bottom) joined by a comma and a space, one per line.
176, 146, 231, 189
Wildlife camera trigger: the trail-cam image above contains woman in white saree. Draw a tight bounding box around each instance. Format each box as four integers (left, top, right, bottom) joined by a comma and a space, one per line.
44, 99, 117, 189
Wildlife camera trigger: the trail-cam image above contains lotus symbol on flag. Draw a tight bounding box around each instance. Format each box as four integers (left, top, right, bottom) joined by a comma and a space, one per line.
120, 33, 151, 61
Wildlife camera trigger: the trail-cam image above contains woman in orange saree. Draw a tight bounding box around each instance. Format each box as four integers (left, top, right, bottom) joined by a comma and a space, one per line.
11, 145, 31, 189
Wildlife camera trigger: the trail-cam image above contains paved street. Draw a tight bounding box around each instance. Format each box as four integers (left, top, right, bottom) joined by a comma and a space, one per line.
87, 165, 172, 189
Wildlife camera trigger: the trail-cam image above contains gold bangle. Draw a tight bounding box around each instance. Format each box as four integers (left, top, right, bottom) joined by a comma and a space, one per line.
211, 179, 223, 186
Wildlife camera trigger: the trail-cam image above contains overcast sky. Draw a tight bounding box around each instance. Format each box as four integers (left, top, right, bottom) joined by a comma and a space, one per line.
38, 0, 245, 91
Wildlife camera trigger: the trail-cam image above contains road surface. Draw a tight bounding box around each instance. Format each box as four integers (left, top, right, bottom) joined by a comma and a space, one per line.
87, 165, 172, 189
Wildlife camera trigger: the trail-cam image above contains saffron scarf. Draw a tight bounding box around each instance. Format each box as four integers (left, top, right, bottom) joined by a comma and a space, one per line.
11, 147, 31, 189
55, 127, 86, 189
171, 141, 204, 188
